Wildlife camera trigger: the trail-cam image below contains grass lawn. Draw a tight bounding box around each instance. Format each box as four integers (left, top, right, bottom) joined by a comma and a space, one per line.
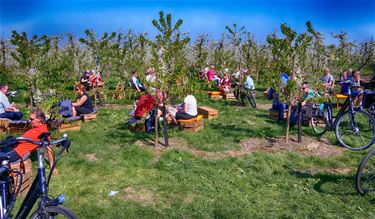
2, 91, 375, 218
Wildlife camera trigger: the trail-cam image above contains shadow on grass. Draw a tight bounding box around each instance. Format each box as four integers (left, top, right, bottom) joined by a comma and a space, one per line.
106, 122, 154, 145
208, 121, 284, 139
290, 169, 356, 196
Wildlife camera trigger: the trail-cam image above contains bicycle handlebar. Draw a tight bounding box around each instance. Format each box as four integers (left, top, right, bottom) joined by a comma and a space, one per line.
16, 134, 69, 147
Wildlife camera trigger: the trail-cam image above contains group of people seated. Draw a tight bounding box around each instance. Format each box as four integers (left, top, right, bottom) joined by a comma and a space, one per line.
200, 65, 256, 94
269, 67, 375, 123
80, 69, 104, 92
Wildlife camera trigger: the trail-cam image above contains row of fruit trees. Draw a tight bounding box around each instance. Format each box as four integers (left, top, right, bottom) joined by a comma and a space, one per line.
0, 11, 374, 144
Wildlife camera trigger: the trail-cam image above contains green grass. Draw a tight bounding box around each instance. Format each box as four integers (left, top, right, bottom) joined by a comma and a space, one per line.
2, 93, 375, 218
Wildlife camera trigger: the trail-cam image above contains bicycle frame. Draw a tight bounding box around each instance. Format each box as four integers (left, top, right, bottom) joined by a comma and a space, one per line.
324, 85, 357, 129
0, 134, 69, 219
15, 135, 68, 219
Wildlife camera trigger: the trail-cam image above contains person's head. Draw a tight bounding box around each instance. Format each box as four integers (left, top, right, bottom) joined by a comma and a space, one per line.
302, 82, 310, 93
132, 69, 137, 76
29, 108, 46, 127
352, 70, 360, 80
224, 73, 229, 79
0, 84, 9, 94
324, 68, 330, 75
210, 65, 215, 70
75, 84, 86, 95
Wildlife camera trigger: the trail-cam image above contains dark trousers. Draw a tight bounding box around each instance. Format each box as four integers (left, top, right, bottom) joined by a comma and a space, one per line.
272, 102, 287, 121
0, 112, 23, 120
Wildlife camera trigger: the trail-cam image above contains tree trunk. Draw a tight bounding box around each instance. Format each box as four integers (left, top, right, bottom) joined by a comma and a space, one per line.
285, 53, 297, 143
154, 107, 159, 146
285, 104, 292, 143
162, 105, 169, 146
297, 103, 302, 143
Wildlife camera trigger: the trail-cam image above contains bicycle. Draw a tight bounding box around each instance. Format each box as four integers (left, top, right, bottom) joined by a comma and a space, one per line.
355, 146, 375, 195
0, 132, 77, 219
310, 81, 375, 150
233, 82, 256, 108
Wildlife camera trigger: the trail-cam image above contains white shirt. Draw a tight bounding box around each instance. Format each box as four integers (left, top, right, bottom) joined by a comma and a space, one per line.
146, 74, 156, 83
184, 95, 197, 116
0, 91, 10, 114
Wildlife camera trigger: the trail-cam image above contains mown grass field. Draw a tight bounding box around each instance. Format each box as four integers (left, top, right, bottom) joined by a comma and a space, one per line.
2, 91, 375, 218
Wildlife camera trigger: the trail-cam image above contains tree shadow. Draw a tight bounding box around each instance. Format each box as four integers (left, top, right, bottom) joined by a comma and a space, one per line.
289, 169, 357, 196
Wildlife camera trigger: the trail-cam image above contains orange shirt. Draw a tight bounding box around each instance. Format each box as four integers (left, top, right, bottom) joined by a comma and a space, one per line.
15, 124, 49, 158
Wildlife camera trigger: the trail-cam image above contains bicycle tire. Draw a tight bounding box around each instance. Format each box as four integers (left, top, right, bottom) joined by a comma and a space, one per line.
310, 106, 329, 135
246, 92, 256, 108
30, 205, 77, 219
335, 110, 375, 151
356, 148, 375, 195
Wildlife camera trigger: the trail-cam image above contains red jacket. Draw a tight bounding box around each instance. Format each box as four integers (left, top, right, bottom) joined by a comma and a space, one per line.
135, 94, 156, 118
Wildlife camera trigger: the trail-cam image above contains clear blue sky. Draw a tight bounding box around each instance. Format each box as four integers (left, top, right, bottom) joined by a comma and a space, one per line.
1, 0, 374, 44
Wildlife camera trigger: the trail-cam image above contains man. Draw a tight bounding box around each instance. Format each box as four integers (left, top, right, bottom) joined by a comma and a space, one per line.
321, 68, 335, 91
0, 83, 23, 120
11, 109, 58, 174
244, 70, 255, 90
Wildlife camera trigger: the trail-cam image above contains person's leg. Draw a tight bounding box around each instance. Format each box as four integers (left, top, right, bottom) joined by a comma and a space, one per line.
72, 106, 77, 117
46, 146, 58, 175
0, 112, 22, 120
175, 112, 196, 120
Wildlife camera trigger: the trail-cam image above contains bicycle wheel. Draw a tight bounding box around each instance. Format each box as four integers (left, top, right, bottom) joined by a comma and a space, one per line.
30, 206, 77, 219
246, 91, 256, 108
356, 148, 375, 195
310, 111, 328, 135
335, 110, 375, 150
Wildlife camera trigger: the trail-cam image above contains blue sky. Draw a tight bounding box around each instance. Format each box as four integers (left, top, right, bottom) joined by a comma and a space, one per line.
0, 0, 374, 44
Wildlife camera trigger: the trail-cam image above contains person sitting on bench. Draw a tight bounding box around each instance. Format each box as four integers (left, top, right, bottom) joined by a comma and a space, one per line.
170, 94, 197, 120
0, 83, 23, 120
72, 84, 94, 117
8, 109, 57, 174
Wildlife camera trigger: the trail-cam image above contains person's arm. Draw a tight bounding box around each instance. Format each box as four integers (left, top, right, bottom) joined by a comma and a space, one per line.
132, 77, 141, 92
183, 102, 189, 113
72, 95, 87, 107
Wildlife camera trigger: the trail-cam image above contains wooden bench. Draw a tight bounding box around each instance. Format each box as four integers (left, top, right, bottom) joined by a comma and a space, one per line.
222, 93, 236, 100
10, 158, 33, 197
57, 121, 81, 133
206, 91, 222, 100
83, 113, 97, 121
269, 109, 287, 121
129, 122, 145, 132
197, 106, 219, 120
0, 119, 31, 133
334, 93, 348, 108
177, 115, 204, 132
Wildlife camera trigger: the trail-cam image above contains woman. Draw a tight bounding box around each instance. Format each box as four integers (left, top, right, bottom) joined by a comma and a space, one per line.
170, 94, 197, 120
131, 70, 146, 92
72, 84, 94, 117
219, 73, 231, 94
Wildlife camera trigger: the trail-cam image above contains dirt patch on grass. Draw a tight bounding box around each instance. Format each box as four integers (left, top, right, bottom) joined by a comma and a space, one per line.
86, 153, 98, 161
256, 103, 272, 110
239, 136, 345, 158
122, 187, 157, 205
137, 136, 344, 162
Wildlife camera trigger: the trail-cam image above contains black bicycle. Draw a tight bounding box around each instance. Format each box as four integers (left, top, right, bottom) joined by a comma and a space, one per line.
233, 82, 256, 108
0, 132, 77, 219
310, 81, 375, 150
356, 146, 375, 195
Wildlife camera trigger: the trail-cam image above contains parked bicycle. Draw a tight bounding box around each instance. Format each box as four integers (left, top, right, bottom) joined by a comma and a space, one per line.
233, 82, 256, 108
310, 81, 375, 150
355, 146, 375, 195
0, 132, 77, 219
